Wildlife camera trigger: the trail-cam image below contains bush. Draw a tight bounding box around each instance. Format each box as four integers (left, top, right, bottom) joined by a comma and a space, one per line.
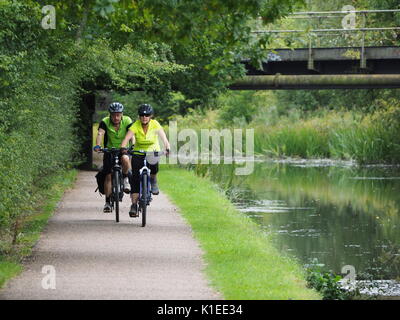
0, 1, 83, 253
0, 55, 83, 253
306, 265, 352, 300
217, 91, 275, 126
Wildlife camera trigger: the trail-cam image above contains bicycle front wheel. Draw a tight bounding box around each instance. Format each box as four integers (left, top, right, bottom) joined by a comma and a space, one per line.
113, 171, 120, 223
140, 173, 148, 227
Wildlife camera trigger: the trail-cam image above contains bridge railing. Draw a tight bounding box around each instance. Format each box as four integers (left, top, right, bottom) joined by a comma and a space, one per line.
251, 9, 400, 69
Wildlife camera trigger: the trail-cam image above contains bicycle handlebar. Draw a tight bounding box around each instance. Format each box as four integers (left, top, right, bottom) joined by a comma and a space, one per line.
99, 147, 122, 154
130, 150, 168, 157
99, 147, 169, 157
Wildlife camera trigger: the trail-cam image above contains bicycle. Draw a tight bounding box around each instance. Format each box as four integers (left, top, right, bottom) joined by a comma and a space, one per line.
99, 148, 125, 222
130, 149, 167, 227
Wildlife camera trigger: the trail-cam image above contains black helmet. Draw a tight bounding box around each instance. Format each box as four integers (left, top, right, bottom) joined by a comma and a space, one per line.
108, 102, 124, 113
138, 103, 153, 116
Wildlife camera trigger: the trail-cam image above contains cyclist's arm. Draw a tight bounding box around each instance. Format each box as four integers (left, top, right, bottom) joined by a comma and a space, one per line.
157, 128, 170, 151
96, 128, 106, 147
121, 129, 135, 148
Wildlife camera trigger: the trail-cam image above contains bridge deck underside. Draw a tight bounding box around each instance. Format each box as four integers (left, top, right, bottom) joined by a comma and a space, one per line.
246, 59, 400, 76
235, 46, 400, 90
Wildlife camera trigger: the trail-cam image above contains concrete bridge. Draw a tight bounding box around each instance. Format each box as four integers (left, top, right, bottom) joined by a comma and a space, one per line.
231, 8, 400, 90
231, 46, 400, 90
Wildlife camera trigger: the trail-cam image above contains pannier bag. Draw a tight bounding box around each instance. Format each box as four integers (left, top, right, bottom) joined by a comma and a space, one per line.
95, 167, 106, 195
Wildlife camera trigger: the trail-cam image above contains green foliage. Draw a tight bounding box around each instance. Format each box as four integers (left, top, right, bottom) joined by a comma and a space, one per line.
306, 265, 352, 300
252, 105, 400, 164
112, 91, 190, 124
0, 63, 82, 253
217, 91, 263, 125
38, 0, 308, 113
84, 39, 187, 96
330, 99, 400, 164
183, 90, 400, 164
42, 0, 306, 110
264, 0, 400, 49
275, 89, 400, 115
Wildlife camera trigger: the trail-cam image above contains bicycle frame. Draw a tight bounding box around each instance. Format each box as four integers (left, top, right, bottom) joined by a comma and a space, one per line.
100, 148, 124, 222
130, 150, 165, 227
139, 157, 152, 206
131, 150, 158, 205
112, 154, 123, 201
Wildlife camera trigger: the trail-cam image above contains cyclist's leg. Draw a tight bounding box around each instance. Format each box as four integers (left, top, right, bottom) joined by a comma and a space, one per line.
131, 193, 139, 206
120, 154, 131, 175
120, 154, 132, 193
102, 154, 113, 212
128, 154, 143, 217
149, 162, 159, 195
104, 174, 112, 212
105, 174, 112, 196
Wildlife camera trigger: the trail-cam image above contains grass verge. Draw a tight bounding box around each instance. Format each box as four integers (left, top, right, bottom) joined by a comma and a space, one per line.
159, 167, 321, 300
0, 169, 78, 289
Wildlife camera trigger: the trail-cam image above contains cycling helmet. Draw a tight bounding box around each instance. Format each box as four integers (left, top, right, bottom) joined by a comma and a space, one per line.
108, 102, 124, 113
138, 103, 153, 116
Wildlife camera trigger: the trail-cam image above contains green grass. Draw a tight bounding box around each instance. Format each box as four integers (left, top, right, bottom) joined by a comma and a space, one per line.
159, 167, 321, 300
0, 169, 78, 288
0, 261, 22, 289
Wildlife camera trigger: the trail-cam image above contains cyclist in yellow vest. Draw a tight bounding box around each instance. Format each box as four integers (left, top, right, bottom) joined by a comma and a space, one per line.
94, 102, 133, 213
121, 104, 170, 217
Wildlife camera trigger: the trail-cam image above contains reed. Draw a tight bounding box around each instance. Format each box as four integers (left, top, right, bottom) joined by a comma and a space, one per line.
253, 109, 400, 164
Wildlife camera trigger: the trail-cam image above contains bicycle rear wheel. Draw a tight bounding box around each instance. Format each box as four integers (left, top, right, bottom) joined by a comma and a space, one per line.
140, 173, 148, 227
113, 171, 120, 222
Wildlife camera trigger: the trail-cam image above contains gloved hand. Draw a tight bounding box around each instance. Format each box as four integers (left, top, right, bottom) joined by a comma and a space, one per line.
93, 145, 101, 152
120, 147, 128, 155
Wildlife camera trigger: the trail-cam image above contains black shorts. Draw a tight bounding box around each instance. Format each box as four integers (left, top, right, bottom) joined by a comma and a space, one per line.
130, 154, 159, 193
102, 153, 123, 175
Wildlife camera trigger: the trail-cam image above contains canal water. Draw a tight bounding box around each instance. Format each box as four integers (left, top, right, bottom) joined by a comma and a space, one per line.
194, 159, 400, 281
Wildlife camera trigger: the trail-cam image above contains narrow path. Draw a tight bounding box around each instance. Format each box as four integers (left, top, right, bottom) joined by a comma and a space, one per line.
0, 171, 221, 300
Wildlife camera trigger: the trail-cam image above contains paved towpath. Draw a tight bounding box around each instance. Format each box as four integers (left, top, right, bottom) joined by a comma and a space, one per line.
0, 171, 221, 300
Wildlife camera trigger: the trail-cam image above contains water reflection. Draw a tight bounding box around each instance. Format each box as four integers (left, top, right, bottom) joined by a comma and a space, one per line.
194, 161, 400, 280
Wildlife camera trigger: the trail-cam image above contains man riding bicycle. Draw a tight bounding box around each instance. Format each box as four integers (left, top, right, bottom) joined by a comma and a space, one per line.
94, 102, 133, 213
120, 103, 170, 217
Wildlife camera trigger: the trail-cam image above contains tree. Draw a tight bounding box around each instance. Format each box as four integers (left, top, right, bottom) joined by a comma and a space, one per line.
33, 0, 306, 109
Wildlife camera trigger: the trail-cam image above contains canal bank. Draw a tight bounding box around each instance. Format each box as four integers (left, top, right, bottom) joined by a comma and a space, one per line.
158, 167, 321, 300
184, 158, 400, 298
